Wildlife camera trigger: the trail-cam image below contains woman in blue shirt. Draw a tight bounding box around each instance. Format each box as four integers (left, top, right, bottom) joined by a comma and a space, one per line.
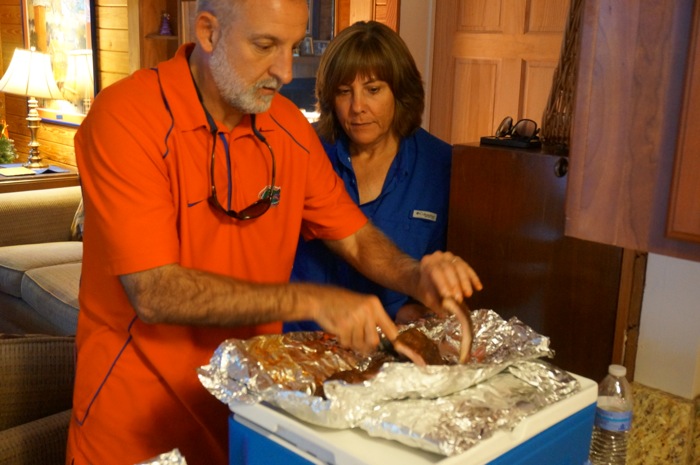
285, 21, 453, 331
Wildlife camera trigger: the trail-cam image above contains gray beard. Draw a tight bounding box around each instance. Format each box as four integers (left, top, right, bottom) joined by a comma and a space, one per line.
209, 39, 279, 114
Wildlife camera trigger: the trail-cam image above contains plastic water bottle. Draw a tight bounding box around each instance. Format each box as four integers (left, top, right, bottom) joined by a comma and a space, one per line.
588, 364, 633, 464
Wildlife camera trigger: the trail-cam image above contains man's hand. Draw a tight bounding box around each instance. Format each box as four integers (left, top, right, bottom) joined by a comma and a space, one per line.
414, 251, 483, 310
307, 285, 399, 356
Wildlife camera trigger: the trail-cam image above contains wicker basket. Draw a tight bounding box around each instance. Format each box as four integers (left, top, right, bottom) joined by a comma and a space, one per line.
541, 0, 584, 155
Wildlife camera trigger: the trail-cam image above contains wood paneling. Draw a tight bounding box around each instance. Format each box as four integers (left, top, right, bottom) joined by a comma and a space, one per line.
430, 0, 569, 145
96, 1, 130, 91
96, 5, 129, 29
97, 28, 130, 52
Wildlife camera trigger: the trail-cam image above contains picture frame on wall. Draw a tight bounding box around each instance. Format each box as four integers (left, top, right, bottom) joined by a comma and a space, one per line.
22, 0, 98, 126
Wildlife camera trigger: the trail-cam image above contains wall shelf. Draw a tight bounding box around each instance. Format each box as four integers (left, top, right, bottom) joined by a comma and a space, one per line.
145, 33, 178, 41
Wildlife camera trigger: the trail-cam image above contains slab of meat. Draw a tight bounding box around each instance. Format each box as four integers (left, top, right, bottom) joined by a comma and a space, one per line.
394, 327, 448, 366
315, 328, 447, 398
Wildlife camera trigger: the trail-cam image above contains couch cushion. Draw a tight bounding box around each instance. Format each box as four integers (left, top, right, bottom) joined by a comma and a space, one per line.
0, 186, 82, 247
0, 409, 71, 465
0, 242, 82, 297
21, 263, 81, 336
0, 334, 75, 430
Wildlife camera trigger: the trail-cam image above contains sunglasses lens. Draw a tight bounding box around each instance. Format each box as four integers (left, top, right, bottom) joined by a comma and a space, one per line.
495, 116, 513, 137
512, 119, 537, 139
238, 199, 272, 220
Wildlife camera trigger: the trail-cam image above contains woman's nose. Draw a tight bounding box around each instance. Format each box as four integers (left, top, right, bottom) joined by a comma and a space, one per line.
350, 94, 365, 113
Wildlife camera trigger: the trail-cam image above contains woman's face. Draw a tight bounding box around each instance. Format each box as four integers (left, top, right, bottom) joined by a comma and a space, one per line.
333, 75, 396, 149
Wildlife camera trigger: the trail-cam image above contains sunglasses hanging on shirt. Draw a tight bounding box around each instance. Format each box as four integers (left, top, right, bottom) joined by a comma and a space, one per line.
480, 116, 542, 149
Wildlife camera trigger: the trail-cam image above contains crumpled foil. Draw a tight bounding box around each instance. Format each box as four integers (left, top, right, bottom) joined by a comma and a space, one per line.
135, 449, 187, 465
359, 360, 580, 455
198, 310, 580, 456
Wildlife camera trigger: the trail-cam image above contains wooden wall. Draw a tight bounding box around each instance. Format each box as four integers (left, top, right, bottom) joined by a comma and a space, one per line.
0, 0, 130, 168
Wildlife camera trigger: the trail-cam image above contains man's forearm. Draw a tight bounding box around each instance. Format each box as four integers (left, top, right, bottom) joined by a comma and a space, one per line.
119, 261, 402, 355
120, 263, 304, 327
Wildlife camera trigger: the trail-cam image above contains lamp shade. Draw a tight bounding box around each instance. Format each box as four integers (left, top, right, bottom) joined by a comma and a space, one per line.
63, 49, 94, 100
0, 48, 62, 99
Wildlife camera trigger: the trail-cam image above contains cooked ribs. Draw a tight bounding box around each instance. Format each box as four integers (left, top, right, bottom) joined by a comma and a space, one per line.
315, 328, 447, 398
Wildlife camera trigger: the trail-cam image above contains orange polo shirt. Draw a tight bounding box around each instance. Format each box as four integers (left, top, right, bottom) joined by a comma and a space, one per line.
67, 44, 366, 465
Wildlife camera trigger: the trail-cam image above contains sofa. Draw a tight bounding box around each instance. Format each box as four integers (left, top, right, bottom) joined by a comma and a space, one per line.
0, 185, 82, 464
0, 186, 83, 335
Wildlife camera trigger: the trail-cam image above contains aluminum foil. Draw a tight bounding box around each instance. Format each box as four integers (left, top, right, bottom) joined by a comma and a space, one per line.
135, 449, 188, 465
360, 360, 580, 456
198, 309, 580, 455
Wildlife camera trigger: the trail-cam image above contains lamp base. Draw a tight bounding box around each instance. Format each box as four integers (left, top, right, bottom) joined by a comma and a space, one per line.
24, 99, 48, 169
23, 158, 48, 169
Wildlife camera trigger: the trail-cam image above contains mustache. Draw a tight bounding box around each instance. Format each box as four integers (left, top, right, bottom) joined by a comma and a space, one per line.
255, 78, 282, 92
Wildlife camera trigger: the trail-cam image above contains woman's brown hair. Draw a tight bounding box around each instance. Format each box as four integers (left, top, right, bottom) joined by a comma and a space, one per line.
315, 21, 425, 143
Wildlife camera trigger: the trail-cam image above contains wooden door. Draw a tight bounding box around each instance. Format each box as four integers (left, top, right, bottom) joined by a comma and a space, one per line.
429, 0, 570, 144
336, 0, 399, 33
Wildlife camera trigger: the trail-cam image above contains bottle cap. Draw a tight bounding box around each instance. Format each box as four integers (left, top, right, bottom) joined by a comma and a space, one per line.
609, 364, 626, 377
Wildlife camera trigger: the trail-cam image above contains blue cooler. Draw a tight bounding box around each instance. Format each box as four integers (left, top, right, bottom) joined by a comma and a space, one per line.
229, 374, 597, 465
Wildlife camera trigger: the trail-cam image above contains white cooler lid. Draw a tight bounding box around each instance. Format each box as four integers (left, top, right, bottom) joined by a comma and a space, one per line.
230, 373, 597, 465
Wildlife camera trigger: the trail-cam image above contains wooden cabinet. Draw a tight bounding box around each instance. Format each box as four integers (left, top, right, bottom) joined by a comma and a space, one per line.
447, 144, 643, 381
668, 1, 700, 243
566, 0, 700, 261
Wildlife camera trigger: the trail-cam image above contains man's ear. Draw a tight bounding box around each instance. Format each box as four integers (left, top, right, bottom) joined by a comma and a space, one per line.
195, 11, 220, 53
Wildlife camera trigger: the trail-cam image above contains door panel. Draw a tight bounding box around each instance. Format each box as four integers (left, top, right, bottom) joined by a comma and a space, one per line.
451, 60, 499, 143
430, 0, 569, 144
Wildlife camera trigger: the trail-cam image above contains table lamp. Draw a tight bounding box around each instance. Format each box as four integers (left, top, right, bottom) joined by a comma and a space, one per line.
63, 49, 94, 114
0, 48, 62, 169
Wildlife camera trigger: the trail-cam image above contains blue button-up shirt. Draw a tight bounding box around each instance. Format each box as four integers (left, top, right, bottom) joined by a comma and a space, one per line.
284, 128, 452, 331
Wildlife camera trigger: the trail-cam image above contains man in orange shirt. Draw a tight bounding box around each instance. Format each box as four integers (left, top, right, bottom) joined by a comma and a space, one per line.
67, 1, 482, 464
